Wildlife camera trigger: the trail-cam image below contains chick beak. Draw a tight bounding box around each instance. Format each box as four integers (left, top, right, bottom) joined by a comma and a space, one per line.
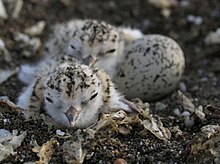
84, 55, 97, 67
64, 106, 79, 126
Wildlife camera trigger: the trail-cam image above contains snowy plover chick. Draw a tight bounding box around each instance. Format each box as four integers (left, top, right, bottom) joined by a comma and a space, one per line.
17, 56, 140, 128
44, 19, 126, 77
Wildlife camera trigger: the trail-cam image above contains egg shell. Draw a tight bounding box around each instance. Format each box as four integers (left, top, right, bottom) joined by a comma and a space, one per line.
114, 34, 185, 101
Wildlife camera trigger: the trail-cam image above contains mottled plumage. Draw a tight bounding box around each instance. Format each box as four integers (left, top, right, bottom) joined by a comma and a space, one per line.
44, 19, 132, 77
17, 56, 140, 128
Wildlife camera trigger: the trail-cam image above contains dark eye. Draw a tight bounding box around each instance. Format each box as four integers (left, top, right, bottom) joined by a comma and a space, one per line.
90, 93, 98, 100
45, 97, 53, 103
81, 93, 98, 105
105, 49, 116, 54
70, 45, 75, 50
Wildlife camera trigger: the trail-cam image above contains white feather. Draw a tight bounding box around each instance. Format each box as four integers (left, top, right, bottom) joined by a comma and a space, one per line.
18, 64, 37, 85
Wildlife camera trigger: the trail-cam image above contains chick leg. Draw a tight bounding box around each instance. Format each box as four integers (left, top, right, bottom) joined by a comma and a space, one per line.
119, 98, 142, 114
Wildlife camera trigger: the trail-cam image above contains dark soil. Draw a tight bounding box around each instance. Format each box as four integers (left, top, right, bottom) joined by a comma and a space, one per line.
0, 0, 220, 163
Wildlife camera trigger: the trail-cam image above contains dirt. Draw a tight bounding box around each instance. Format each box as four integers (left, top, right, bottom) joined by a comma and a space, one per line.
0, 0, 220, 163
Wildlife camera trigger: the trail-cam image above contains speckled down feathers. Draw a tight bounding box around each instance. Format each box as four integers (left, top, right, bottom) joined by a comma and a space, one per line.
44, 19, 125, 77
17, 55, 135, 128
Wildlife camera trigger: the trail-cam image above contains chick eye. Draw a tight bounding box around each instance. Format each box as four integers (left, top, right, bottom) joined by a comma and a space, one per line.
90, 93, 98, 100
70, 45, 75, 50
105, 49, 116, 54
81, 93, 98, 106
45, 97, 53, 103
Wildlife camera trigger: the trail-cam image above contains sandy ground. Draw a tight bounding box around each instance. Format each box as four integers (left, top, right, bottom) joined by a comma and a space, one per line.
0, 0, 220, 163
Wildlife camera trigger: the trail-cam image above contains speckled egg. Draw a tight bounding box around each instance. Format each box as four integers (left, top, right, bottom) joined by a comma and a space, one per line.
114, 34, 185, 101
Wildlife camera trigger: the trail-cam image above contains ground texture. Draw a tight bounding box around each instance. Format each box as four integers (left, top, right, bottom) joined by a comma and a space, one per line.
0, 0, 220, 163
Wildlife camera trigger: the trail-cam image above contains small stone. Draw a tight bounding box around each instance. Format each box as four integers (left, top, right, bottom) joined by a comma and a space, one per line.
11, 0, 23, 18
60, 0, 71, 6
187, 15, 203, 26
155, 102, 167, 111
0, 0, 8, 19
114, 158, 128, 164
0, 129, 11, 138
205, 28, 220, 45
180, 0, 190, 7
179, 82, 187, 92
25, 21, 46, 36
56, 129, 65, 136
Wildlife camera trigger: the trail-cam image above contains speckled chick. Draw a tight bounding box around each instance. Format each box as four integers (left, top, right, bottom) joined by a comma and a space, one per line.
18, 21, 144, 85
44, 19, 128, 77
114, 34, 185, 101
17, 56, 140, 128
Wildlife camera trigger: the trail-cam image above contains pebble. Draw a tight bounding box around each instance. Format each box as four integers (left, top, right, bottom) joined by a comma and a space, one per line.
56, 129, 65, 136
187, 15, 203, 26
0, 0, 8, 19
25, 21, 46, 36
205, 28, 220, 45
0, 129, 11, 138
114, 158, 128, 164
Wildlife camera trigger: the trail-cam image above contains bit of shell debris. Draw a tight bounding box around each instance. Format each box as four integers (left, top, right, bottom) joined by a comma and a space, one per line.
195, 105, 206, 121
62, 140, 87, 164
62, 130, 87, 164
1, 0, 23, 19
184, 115, 195, 127
13, 32, 41, 57
188, 125, 220, 162
0, 0, 8, 19
201, 125, 220, 139
176, 91, 206, 126
140, 115, 171, 141
0, 98, 22, 112
0, 38, 12, 63
32, 139, 58, 163
177, 90, 195, 113
11, 0, 23, 18
0, 130, 26, 162
25, 21, 46, 36
205, 28, 220, 45
0, 38, 5, 49
148, 0, 177, 17
148, 0, 177, 9
56, 129, 65, 136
